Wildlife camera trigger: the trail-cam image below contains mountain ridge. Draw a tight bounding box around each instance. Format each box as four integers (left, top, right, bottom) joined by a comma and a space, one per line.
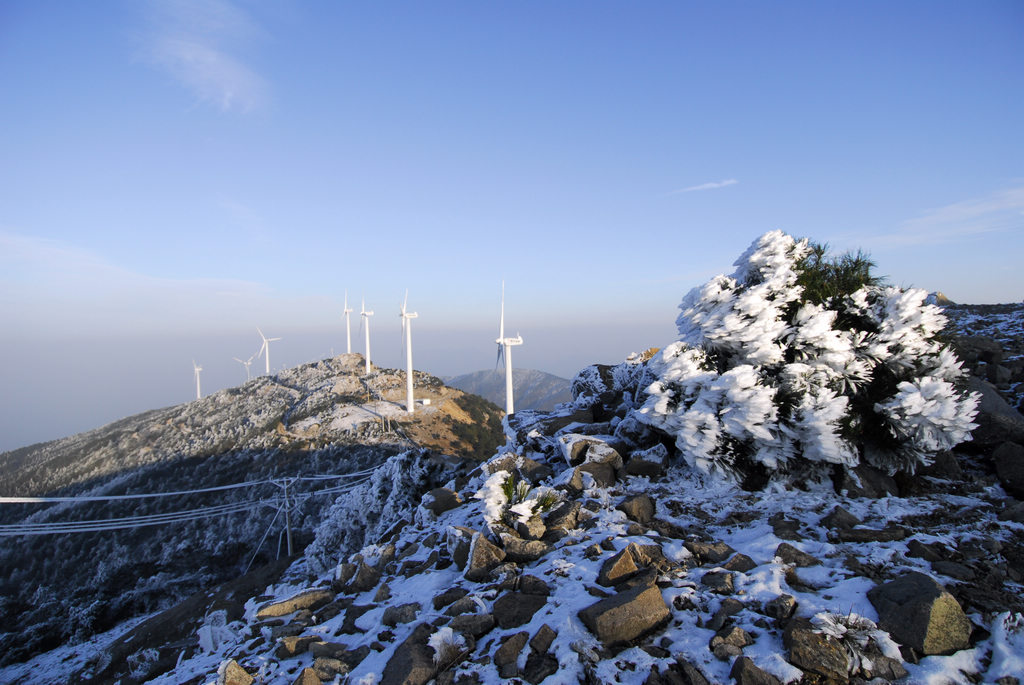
442, 368, 571, 412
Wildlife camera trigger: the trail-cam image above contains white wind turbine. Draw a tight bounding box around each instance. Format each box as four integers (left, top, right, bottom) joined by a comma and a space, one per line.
400, 290, 418, 414
360, 299, 374, 374
495, 281, 524, 415
342, 290, 354, 355
257, 327, 282, 375
233, 353, 256, 382
192, 360, 202, 400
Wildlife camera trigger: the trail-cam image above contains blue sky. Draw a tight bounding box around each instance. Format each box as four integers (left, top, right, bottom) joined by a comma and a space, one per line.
1, 1, 1022, 451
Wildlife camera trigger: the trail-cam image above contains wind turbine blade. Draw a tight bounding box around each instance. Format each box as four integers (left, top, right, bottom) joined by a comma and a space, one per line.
496, 344, 503, 370
257, 327, 266, 342
499, 281, 505, 340
403, 289, 408, 314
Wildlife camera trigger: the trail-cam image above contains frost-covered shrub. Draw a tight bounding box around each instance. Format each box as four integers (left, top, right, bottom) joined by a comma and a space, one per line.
812, 611, 902, 676
637, 230, 979, 483
305, 449, 456, 574
474, 469, 560, 529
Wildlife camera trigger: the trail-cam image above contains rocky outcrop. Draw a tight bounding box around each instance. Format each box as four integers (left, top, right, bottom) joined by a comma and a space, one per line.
868, 572, 973, 656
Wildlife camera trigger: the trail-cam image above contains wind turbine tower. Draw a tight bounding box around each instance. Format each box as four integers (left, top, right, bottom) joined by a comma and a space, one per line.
342, 290, 354, 354
400, 290, 418, 413
233, 354, 255, 382
360, 299, 374, 374
192, 360, 202, 400
495, 281, 524, 415
257, 327, 282, 375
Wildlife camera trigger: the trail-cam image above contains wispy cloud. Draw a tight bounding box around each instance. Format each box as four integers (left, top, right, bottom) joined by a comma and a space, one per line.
0, 231, 329, 337
141, 0, 267, 112
670, 179, 738, 194
869, 184, 1024, 249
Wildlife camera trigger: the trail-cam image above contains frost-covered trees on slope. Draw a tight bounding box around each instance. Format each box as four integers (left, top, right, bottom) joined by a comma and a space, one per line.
636, 230, 979, 483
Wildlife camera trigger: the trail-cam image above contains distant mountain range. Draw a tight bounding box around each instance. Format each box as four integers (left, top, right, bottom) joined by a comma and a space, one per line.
443, 368, 572, 411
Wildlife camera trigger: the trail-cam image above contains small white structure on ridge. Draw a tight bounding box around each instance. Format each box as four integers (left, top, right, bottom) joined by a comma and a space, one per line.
257, 327, 282, 375
233, 353, 256, 382
400, 290, 419, 414
342, 290, 354, 354
192, 360, 202, 400
361, 299, 374, 374
495, 281, 523, 415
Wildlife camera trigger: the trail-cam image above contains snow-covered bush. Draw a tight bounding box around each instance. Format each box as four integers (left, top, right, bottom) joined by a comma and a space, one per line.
474, 469, 560, 529
637, 230, 979, 483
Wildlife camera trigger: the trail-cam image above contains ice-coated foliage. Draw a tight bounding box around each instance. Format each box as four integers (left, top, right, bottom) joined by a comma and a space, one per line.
305, 449, 456, 574
637, 230, 979, 481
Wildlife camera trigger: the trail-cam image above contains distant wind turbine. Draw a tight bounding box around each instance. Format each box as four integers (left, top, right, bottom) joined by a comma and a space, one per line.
400, 290, 418, 414
495, 281, 524, 415
360, 299, 374, 374
192, 360, 202, 400
257, 327, 282, 375
342, 290, 354, 355
233, 353, 256, 382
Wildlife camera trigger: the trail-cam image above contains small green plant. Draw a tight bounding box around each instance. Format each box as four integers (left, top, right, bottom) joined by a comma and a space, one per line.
475, 468, 562, 528
795, 242, 883, 306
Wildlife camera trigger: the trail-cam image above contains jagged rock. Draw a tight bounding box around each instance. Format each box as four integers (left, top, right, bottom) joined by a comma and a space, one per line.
701, 571, 734, 594
712, 643, 742, 660
707, 598, 744, 631
835, 463, 899, 498
433, 587, 468, 611
464, 533, 506, 582
544, 500, 581, 533
562, 436, 601, 466
515, 515, 546, 540
334, 563, 357, 589
485, 454, 553, 483
994, 442, 1024, 498
347, 561, 382, 593
709, 625, 754, 650
657, 659, 711, 685
821, 505, 861, 529
423, 488, 463, 516
523, 652, 559, 684
618, 494, 656, 524
967, 377, 1024, 448
684, 540, 735, 565
598, 546, 642, 586
906, 539, 945, 562
918, 450, 964, 480
382, 602, 420, 627
625, 443, 668, 479
219, 660, 255, 685
722, 553, 757, 573
276, 635, 319, 659
774, 543, 821, 567
380, 623, 436, 685
1000, 500, 1024, 523
530, 624, 557, 654
339, 604, 373, 635
597, 543, 668, 586
578, 583, 670, 647
586, 441, 624, 467
516, 574, 552, 596
444, 596, 480, 616
932, 560, 977, 581
763, 594, 797, 623
270, 624, 306, 640
494, 631, 530, 678
292, 668, 322, 685
577, 461, 617, 488
783, 617, 850, 682
768, 513, 802, 540
313, 657, 349, 680
862, 654, 909, 681
501, 535, 553, 563
493, 591, 548, 628
730, 656, 782, 685
256, 589, 335, 619
308, 641, 350, 660
449, 613, 495, 638
833, 525, 907, 543
868, 571, 972, 655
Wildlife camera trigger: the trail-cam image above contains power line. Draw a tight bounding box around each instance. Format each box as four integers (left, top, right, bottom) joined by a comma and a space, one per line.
0, 472, 374, 537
